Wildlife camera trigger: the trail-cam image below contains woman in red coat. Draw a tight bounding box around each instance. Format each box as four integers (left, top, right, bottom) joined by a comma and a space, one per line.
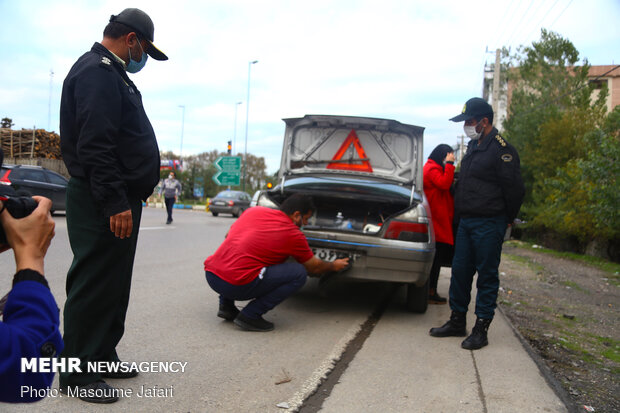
423, 144, 456, 304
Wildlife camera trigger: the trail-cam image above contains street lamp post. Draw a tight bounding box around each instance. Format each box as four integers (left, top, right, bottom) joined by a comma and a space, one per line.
233, 101, 242, 155
178, 105, 185, 160
243, 60, 258, 192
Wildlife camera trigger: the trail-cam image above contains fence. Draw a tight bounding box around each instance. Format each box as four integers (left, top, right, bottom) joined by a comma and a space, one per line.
3, 157, 69, 178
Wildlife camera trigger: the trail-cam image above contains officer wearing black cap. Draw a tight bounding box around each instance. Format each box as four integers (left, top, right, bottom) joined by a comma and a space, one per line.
429, 97, 524, 350
59, 8, 167, 403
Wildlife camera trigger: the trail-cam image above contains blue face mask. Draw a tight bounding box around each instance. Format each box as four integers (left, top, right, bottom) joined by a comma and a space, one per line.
127, 38, 148, 73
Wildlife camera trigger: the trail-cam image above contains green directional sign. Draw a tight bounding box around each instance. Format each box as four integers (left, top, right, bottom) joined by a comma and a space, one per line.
213, 171, 240, 186
215, 156, 242, 171
213, 156, 241, 186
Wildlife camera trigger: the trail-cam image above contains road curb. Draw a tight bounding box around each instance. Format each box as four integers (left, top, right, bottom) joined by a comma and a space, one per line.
497, 305, 577, 413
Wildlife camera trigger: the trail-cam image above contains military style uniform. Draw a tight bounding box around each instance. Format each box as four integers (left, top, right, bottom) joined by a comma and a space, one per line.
450, 127, 524, 319
59, 42, 160, 387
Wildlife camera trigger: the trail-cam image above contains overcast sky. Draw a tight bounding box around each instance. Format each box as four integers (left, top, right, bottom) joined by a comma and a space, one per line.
1, 0, 618, 174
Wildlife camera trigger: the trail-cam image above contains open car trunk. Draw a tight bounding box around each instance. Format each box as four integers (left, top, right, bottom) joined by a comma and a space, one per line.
265, 177, 417, 235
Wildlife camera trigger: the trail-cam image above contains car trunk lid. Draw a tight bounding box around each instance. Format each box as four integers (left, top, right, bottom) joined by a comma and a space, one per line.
280, 115, 425, 191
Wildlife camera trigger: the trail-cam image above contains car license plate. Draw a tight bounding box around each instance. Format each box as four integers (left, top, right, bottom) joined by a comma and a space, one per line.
214, 201, 225, 205
312, 248, 357, 262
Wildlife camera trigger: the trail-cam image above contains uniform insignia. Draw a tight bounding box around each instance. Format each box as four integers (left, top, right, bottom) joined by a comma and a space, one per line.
101, 56, 111, 65
495, 135, 507, 147
501, 154, 513, 162
462, 103, 467, 114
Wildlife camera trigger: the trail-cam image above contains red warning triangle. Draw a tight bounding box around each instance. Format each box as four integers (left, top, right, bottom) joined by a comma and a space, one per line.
326, 129, 373, 172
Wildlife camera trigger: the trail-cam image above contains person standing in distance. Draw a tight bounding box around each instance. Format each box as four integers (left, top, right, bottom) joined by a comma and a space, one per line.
159, 171, 182, 224
423, 144, 456, 304
58, 8, 167, 403
430, 97, 524, 350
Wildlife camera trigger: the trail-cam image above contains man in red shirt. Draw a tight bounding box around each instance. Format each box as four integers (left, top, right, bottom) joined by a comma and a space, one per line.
204, 194, 349, 331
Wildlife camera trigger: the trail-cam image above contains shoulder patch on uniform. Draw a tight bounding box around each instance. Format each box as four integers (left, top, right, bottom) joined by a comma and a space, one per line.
501, 154, 513, 162
99, 56, 113, 71
495, 134, 507, 147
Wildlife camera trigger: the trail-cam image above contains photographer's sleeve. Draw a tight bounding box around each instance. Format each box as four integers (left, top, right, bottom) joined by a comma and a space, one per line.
0, 274, 63, 403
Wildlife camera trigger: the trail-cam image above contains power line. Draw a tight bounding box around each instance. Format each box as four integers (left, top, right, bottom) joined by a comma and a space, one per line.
549, 0, 574, 28
525, 0, 563, 41
505, 0, 538, 48
496, 0, 522, 46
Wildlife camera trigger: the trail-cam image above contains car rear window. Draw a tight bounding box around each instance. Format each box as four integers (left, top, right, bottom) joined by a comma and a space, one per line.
46, 172, 67, 186
20, 169, 47, 182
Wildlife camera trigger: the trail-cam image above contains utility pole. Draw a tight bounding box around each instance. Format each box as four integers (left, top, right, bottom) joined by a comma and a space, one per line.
48, 69, 54, 131
492, 48, 501, 116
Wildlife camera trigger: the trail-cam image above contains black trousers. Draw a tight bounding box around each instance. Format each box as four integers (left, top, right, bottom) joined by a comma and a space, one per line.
59, 178, 142, 387
164, 196, 175, 222
429, 242, 454, 290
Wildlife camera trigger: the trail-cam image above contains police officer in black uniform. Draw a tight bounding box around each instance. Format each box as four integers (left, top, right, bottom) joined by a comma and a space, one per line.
430, 97, 525, 350
58, 8, 167, 403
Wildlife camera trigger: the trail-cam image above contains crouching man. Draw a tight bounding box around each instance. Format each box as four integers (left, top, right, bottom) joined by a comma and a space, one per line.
204, 194, 349, 331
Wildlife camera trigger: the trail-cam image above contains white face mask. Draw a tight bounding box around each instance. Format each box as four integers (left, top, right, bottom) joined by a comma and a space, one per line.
464, 121, 482, 140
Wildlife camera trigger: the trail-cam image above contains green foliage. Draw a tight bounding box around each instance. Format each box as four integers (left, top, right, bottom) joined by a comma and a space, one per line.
1, 117, 14, 128
502, 29, 616, 245
158, 150, 269, 201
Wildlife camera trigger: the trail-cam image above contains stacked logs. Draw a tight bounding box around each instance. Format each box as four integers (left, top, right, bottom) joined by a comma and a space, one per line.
0, 128, 61, 159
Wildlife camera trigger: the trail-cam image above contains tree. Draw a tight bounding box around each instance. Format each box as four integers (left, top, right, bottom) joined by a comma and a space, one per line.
503, 29, 608, 206
502, 29, 617, 257
1, 117, 14, 128
160, 150, 269, 200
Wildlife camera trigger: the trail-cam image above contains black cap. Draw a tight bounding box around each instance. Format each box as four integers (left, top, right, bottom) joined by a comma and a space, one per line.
110, 8, 168, 61
449, 97, 493, 122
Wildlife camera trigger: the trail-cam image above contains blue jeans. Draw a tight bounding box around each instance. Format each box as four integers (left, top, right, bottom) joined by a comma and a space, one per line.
449, 216, 506, 319
205, 262, 307, 319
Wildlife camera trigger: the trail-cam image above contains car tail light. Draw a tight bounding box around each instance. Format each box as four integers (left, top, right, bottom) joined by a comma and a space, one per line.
0, 170, 11, 185
382, 205, 430, 242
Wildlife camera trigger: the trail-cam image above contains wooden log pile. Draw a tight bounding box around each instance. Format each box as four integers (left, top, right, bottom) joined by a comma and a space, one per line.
0, 128, 62, 159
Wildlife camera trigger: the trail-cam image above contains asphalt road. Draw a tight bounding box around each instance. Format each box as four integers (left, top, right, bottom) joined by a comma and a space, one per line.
1, 207, 568, 413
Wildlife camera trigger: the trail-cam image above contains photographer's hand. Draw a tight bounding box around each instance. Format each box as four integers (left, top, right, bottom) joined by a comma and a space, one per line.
0, 196, 55, 274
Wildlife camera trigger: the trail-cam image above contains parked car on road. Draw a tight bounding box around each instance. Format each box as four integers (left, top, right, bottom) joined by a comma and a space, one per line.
208, 190, 252, 217
252, 115, 435, 313
0, 164, 68, 213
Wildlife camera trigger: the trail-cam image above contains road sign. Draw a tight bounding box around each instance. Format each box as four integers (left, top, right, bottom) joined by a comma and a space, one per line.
213, 156, 241, 186
213, 171, 240, 186
215, 156, 242, 171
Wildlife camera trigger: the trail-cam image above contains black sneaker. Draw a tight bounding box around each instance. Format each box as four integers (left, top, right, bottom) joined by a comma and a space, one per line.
234, 312, 274, 332
59, 380, 119, 403
217, 303, 240, 321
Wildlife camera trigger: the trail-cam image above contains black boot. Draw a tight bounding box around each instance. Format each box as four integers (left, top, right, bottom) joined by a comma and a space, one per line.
428, 288, 447, 304
461, 318, 492, 350
429, 311, 467, 337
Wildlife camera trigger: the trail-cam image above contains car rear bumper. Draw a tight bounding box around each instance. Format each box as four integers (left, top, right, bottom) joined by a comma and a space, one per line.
209, 206, 234, 214
305, 232, 434, 286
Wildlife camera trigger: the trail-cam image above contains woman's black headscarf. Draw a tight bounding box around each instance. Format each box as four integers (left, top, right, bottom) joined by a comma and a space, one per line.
428, 144, 454, 169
